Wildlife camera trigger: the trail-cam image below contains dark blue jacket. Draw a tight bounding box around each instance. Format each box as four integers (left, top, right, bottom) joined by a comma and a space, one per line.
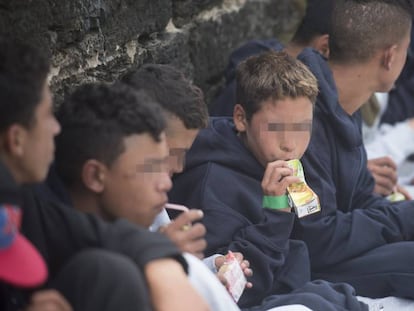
170, 117, 368, 310
210, 39, 284, 116
296, 48, 414, 270
170, 117, 316, 307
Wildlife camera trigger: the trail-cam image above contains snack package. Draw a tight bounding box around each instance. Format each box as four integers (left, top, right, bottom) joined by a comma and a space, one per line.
217, 251, 247, 302
386, 191, 406, 202
286, 159, 321, 218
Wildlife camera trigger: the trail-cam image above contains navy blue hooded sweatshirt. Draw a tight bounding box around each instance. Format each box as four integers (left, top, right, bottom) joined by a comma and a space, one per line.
210, 39, 284, 116
296, 48, 414, 291
170, 117, 367, 310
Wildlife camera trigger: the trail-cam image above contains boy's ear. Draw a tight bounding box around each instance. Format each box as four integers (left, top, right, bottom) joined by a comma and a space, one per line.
233, 104, 248, 132
81, 159, 106, 193
382, 44, 397, 70
3, 124, 27, 156
313, 34, 330, 58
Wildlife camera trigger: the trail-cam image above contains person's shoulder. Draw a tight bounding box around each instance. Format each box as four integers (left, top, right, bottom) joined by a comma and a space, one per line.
297, 48, 329, 77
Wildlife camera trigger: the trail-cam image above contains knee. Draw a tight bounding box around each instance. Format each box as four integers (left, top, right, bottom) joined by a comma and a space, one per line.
60, 248, 147, 289
54, 249, 151, 311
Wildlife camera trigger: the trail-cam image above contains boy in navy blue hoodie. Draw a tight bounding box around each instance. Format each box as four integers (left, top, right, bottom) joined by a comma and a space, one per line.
293, 0, 414, 300
170, 50, 367, 310
0, 37, 210, 311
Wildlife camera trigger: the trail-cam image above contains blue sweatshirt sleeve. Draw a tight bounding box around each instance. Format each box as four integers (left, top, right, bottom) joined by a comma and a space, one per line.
171, 163, 311, 307
299, 117, 414, 269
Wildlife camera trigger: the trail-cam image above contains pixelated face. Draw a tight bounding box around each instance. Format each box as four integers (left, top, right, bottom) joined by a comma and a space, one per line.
237, 97, 313, 167
100, 133, 172, 228
165, 116, 199, 176
19, 83, 61, 183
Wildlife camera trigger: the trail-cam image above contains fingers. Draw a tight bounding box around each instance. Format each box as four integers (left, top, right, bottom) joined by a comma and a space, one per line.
214, 255, 226, 270
370, 176, 395, 194
368, 156, 397, 171
169, 210, 204, 230
370, 168, 397, 196
26, 290, 72, 311
262, 160, 291, 187
263, 174, 301, 196
396, 185, 412, 200
368, 158, 398, 197
180, 224, 207, 256
232, 252, 243, 263
262, 161, 302, 196
245, 281, 253, 288
369, 162, 398, 183
163, 219, 207, 258
216, 252, 253, 289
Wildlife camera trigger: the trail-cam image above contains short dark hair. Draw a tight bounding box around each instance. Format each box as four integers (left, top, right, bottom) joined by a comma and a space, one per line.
291, 0, 334, 45
330, 0, 413, 64
120, 64, 208, 129
236, 51, 318, 121
55, 83, 166, 188
0, 37, 50, 132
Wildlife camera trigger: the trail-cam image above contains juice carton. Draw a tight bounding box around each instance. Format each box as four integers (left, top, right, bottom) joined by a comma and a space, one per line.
217, 251, 247, 302
286, 159, 321, 218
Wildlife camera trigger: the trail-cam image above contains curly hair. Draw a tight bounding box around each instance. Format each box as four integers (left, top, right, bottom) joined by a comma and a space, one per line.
0, 37, 50, 132
55, 82, 166, 188
121, 64, 208, 129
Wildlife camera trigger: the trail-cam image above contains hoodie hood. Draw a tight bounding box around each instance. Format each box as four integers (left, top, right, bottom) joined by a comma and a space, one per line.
225, 39, 285, 83
298, 48, 363, 148
184, 117, 264, 180
211, 39, 285, 117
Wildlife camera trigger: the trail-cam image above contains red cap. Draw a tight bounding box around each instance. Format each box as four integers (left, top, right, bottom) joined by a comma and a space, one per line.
0, 204, 48, 287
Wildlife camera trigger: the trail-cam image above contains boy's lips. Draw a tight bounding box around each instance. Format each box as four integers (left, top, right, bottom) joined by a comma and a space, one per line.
155, 201, 168, 212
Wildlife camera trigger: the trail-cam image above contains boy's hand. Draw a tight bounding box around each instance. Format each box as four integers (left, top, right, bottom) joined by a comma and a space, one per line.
215, 252, 253, 289
262, 160, 301, 196
160, 210, 207, 259
24, 290, 72, 311
396, 184, 412, 200
367, 156, 397, 196
261, 160, 300, 212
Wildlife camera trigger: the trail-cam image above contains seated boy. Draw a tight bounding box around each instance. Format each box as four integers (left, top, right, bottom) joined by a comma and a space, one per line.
120, 63, 250, 277
52, 73, 318, 311
169, 50, 367, 310
53, 81, 242, 311
293, 0, 414, 300
212, 0, 402, 201
0, 37, 209, 311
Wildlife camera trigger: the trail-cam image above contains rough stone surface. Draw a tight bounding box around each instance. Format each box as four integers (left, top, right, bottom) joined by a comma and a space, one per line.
0, 0, 305, 107
189, 0, 304, 103
172, 0, 223, 27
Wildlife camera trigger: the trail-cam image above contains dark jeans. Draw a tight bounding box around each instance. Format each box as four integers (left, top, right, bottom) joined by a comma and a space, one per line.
1, 249, 152, 311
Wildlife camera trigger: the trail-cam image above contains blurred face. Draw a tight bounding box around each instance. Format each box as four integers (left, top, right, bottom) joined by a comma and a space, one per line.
378, 27, 411, 92
234, 97, 313, 167
165, 116, 199, 176
100, 133, 172, 228
19, 83, 61, 183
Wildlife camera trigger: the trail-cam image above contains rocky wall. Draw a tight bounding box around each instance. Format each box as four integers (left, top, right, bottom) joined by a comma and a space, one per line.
0, 0, 305, 106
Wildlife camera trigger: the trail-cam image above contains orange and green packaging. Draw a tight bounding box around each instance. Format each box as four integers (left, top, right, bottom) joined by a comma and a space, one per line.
286, 159, 321, 218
